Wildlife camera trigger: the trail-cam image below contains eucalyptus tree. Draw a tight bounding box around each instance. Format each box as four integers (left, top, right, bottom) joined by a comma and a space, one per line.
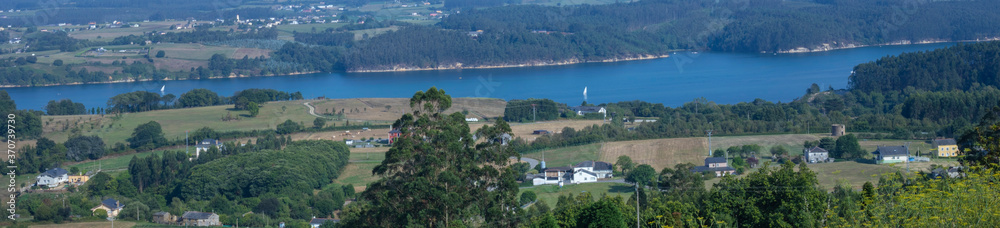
344, 87, 520, 227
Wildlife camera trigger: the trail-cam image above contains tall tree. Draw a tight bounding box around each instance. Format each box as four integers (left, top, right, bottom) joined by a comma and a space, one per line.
344, 87, 519, 227
128, 121, 167, 150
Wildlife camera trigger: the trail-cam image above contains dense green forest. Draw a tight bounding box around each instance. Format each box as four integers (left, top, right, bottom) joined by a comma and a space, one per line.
850, 41, 1000, 92
4, 0, 1000, 85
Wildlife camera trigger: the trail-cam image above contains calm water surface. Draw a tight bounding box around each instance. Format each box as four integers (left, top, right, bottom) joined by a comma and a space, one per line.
5, 43, 956, 110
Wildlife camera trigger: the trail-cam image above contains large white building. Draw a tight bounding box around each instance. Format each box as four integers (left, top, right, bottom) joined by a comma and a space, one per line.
875, 146, 909, 164
36, 168, 69, 188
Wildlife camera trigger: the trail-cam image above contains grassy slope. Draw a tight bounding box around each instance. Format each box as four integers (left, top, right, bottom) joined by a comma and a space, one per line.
521, 182, 633, 207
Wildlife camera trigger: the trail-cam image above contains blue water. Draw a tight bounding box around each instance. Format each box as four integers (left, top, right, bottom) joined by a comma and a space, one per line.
4, 43, 957, 110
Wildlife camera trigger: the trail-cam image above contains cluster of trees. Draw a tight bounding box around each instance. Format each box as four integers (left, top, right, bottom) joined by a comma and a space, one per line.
44, 99, 87, 115
293, 31, 355, 47
107, 88, 302, 113
503, 98, 562, 122
24, 31, 102, 52
13, 135, 111, 174
0, 91, 43, 139
232, 88, 303, 110
181, 140, 350, 200
802, 134, 865, 159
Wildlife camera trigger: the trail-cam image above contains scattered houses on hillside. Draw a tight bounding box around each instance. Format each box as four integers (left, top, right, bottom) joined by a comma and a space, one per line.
933, 138, 959, 157
691, 157, 736, 177
36, 168, 69, 188
91, 198, 124, 218
804, 146, 831, 163
181, 211, 221, 226
874, 145, 909, 164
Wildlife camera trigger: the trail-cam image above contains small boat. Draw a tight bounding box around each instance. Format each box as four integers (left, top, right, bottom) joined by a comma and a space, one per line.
160, 85, 165, 93
583, 87, 587, 96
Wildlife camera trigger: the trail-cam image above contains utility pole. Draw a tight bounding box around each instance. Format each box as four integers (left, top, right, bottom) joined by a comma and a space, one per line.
636, 182, 640, 228
186, 130, 189, 155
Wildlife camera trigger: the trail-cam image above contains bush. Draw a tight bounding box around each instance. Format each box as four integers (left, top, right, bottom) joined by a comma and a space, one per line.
93, 208, 107, 219
52, 59, 63, 66
520, 191, 537, 205
155, 50, 166, 58
277, 119, 302, 134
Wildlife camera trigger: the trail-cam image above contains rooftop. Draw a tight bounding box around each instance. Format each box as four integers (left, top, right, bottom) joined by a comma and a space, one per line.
181, 211, 216, 220
875, 146, 909, 156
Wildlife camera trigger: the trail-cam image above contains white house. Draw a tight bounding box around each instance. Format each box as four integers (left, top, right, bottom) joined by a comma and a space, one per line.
36, 168, 69, 188
804, 146, 830, 163
194, 139, 223, 158
91, 198, 124, 218
571, 168, 599, 184
571, 106, 606, 116
465, 117, 479, 122
574, 161, 613, 178
875, 146, 909, 164
691, 157, 736, 177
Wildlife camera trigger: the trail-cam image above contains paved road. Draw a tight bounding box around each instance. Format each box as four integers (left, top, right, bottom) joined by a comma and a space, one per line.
513, 156, 539, 168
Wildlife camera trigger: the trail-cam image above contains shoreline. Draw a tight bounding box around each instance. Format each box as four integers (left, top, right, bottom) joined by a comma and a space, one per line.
0, 71, 320, 88
345, 54, 671, 73
777, 38, 1000, 53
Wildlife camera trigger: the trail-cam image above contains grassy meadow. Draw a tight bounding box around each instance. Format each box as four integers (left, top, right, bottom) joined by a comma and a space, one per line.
521, 182, 633, 207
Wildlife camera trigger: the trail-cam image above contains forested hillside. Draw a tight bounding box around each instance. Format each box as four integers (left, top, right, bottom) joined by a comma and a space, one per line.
850, 41, 1000, 92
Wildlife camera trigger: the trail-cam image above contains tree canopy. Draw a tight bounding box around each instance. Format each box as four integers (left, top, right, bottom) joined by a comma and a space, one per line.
342, 87, 520, 227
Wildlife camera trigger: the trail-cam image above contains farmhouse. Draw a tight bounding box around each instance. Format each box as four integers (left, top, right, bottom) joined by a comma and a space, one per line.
388, 129, 402, 144
532, 130, 551, 135
574, 161, 613, 178
194, 139, 224, 158
68, 175, 89, 185
691, 157, 736, 177
874, 145, 909, 164
571, 106, 607, 116
571, 168, 599, 184
36, 168, 69, 188
804, 146, 830, 163
534, 166, 572, 185
91, 198, 124, 218
933, 138, 959, 157
181, 211, 221, 226
533, 161, 613, 185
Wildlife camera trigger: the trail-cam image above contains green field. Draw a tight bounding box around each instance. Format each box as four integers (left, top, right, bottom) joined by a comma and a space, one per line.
335, 162, 381, 192
521, 182, 633, 207
523, 143, 601, 168
42, 100, 325, 145
65, 149, 172, 174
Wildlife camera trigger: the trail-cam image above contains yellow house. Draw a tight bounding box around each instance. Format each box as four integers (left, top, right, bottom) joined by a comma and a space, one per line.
68, 175, 89, 184
933, 138, 959, 157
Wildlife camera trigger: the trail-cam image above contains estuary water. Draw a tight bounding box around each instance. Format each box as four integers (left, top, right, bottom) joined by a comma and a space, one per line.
4, 42, 957, 110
